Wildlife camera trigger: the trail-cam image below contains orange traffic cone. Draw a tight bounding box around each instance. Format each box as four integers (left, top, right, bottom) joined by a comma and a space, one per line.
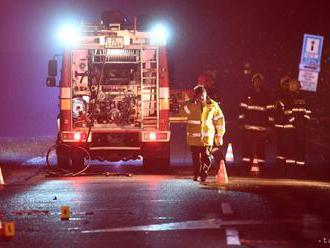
250, 158, 260, 176
216, 160, 228, 184
0, 166, 4, 185
225, 143, 234, 163
0, 220, 3, 237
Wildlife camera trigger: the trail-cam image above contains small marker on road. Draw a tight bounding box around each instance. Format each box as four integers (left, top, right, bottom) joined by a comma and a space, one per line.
4, 222, 15, 238
226, 228, 241, 245
61, 206, 70, 220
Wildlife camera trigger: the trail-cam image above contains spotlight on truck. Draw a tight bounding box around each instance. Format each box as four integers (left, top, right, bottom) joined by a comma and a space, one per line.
150, 23, 169, 45
56, 22, 81, 47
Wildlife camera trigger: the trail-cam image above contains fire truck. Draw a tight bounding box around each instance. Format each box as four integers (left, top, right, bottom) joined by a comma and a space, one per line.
46, 12, 173, 170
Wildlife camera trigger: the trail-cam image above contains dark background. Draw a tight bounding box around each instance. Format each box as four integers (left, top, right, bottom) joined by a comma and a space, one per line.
0, 0, 329, 137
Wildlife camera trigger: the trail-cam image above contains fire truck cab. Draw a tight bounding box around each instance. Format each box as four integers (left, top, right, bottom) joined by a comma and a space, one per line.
46, 12, 171, 170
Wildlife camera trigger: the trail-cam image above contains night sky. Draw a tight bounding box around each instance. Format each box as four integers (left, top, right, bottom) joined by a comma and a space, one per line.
0, 0, 329, 137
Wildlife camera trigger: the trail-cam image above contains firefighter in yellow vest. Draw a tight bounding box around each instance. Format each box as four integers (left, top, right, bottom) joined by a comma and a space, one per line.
183, 85, 226, 182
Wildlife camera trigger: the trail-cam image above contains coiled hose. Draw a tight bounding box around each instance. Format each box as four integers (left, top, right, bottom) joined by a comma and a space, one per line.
45, 144, 91, 177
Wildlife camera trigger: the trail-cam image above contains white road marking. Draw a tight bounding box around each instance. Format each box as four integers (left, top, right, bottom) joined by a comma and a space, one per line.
22, 156, 45, 165
226, 228, 241, 245
81, 218, 264, 233
221, 203, 234, 215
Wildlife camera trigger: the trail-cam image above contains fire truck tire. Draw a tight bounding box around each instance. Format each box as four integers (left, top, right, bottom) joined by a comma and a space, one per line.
143, 157, 170, 172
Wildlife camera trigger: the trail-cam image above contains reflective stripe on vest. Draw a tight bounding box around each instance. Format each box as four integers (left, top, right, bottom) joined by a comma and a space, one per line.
213, 115, 223, 121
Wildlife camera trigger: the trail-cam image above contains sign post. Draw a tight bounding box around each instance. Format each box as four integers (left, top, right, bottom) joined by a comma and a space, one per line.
299, 34, 323, 92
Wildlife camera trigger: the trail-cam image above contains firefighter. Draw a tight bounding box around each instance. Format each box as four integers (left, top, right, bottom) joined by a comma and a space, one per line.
274, 76, 291, 166
238, 73, 273, 171
183, 85, 226, 182
274, 79, 311, 166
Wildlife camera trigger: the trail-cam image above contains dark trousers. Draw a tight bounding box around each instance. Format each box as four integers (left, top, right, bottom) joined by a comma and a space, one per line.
190, 146, 211, 178
241, 129, 266, 165
277, 127, 306, 165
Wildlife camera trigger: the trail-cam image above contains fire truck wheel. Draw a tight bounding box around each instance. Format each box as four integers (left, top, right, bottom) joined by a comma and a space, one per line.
143, 157, 170, 173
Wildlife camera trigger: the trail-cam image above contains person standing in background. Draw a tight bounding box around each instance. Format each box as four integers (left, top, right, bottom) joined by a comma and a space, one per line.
274, 79, 311, 166
238, 73, 274, 173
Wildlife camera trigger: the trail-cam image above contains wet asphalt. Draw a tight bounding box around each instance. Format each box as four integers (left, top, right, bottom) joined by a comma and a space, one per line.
1, 162, 330, 248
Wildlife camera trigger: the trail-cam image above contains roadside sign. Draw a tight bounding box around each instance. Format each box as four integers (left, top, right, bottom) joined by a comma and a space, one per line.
298, 69, 319, 92
299, 34, 323, 92
300, 34, 323, 69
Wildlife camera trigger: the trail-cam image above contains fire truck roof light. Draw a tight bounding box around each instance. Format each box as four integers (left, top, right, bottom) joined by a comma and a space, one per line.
56, 22, 81, 47
150, 23, 169, 45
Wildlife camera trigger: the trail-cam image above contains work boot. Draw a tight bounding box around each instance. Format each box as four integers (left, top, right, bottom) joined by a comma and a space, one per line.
200, 169, 208, 182
193, 176, 201, 182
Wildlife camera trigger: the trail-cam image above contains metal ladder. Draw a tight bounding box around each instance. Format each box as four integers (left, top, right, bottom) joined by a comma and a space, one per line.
140, 47, 159, 129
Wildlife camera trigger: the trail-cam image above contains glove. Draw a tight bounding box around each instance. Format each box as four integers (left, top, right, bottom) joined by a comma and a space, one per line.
214, 134, 223, 146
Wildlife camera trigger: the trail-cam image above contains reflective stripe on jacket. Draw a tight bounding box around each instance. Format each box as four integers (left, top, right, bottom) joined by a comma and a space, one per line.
238, 90, 273, 129
274, 92, 311, 129
183, 99, 225, 146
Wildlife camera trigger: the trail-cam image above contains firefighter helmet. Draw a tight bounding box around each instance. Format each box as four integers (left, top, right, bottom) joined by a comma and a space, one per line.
193, 85, 207, 103
193, 85, 207, 95
288, 79, 301, 92
251, 73, 264, 82
280, 75, 290, 89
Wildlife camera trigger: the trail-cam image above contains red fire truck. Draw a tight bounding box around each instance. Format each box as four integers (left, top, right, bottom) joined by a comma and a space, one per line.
46, 12, 173, 170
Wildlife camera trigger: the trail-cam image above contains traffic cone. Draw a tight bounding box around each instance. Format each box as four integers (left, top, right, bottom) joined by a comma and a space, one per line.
0, 166, 4, 185
3, 222, 15, 238
225, 143, 234, 163
250, 158, 260, 176
216, 160, 228, 184
0, 220, 3, 237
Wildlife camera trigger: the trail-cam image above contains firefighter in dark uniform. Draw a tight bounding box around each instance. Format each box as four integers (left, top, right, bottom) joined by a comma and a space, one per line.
274, 76, 291, 166
238, 73, 273, 170
274, 79, 311, 166
183, 85, 226, 182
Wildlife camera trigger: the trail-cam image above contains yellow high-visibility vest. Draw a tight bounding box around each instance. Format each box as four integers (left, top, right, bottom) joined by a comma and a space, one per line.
183, 99, 225, 146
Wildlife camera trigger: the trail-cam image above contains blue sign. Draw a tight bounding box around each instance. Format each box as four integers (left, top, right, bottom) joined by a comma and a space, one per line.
300, 34, 323, 67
